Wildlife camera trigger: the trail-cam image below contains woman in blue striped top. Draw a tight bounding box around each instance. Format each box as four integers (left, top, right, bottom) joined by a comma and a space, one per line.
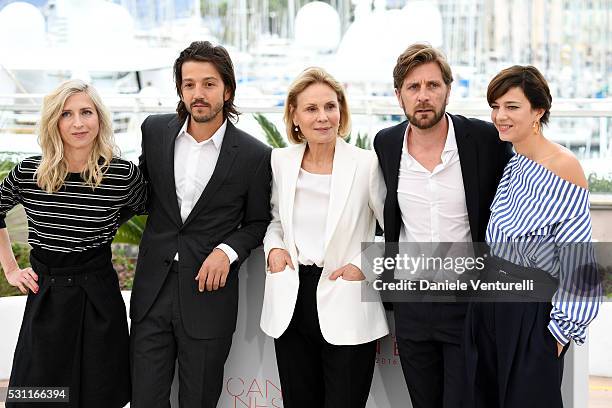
464, 66, 600, 408
0, 80, 147, 408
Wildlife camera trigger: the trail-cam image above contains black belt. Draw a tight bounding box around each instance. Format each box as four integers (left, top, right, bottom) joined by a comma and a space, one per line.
481, 255, 559, 301
44, 273, 106, 287
30, 250, 112, 287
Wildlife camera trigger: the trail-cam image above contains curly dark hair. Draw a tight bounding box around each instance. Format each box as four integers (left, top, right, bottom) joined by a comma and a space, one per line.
173, 41, 239, 122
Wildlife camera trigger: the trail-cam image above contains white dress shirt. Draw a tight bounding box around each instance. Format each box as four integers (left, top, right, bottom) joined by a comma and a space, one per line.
173, 117, 237, 263
293, 168, 331, 267
397, 114, 471, 243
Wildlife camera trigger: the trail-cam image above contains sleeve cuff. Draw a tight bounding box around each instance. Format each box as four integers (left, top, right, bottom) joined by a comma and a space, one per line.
548, 319, 573, 347
216, 244, 239, 264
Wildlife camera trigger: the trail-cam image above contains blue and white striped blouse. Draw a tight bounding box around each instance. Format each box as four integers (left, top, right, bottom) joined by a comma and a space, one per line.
486, 154, 601, 346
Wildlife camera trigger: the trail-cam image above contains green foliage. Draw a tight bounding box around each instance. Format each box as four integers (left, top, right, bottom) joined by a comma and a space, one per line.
253, 113, 287, 148
0, 159, 17, 180
112, 215, 146, 290
346, 131, 372, 150
354, 131, 371, 150
112, 246, 136, 290
588, 173, 612, 193
0, 242, 32, 297
113, 215, 147, 246
601, 266, 612, 299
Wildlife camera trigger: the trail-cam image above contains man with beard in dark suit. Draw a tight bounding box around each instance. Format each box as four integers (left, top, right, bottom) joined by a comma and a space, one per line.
130, 41, 271, 407
373, 43, 513, 408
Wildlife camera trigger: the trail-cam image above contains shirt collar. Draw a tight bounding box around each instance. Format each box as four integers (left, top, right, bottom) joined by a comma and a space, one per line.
402, 113, 457, 169
404, 113, 456, 152
442, 113, 457, 153
177, 116, 227, 149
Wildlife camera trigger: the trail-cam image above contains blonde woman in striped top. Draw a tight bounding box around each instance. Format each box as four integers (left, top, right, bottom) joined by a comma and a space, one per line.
0, 80, 146, 408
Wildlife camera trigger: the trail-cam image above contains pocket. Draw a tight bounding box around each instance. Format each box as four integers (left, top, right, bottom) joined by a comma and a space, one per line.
266, 267, 289, 277
261, 265, 299, 337
337, 275, 365, 284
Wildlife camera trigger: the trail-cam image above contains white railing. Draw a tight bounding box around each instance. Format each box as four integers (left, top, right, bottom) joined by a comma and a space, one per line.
1, 94, 611, 117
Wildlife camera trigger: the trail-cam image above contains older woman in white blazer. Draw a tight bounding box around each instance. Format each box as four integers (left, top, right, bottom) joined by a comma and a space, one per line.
261, 67, 389, 408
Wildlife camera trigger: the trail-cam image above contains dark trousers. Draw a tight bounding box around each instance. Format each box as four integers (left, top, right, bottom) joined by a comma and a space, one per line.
274, 265, 377, 408
464, 302, 568, 408
394, 302, 468, 408
130, 262, 232, 408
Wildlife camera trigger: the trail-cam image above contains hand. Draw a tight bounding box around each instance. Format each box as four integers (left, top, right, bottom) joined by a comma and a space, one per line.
267, 248, 294, 273
329, 264, 365, 281
5, 267, 39, 295
195, 249, 230, 292
557, 341, 564, 357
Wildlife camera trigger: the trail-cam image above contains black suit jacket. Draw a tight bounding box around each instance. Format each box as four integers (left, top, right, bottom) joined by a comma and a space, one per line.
131, 114, 272, 339
373, 114, 513, 244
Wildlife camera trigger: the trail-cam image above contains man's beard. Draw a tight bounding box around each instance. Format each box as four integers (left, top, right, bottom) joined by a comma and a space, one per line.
404, 100, 446, 130
188, 99, 224, 123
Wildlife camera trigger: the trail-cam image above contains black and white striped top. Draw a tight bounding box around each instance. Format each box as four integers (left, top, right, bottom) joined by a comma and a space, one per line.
0, 156, 147, 253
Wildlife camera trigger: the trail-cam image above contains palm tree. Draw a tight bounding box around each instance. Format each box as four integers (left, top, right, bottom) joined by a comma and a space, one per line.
253, 113, 287, 148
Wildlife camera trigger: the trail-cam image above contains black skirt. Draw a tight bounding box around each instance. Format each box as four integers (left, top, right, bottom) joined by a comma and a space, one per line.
7, 248, 130, 408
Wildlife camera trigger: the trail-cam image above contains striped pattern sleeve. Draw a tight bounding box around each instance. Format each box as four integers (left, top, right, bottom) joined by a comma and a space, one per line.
548, 210, 601, 346
0, 163, 22, 228
123, 161, 147, 215
486, 154, 601, 346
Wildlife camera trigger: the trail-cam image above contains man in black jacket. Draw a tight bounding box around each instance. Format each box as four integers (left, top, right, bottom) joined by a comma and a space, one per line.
130, 41, 271, 407
373, 43, 513, 408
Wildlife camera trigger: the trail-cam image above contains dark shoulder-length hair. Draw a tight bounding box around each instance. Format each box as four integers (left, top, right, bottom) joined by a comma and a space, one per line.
173, 41, 239, 122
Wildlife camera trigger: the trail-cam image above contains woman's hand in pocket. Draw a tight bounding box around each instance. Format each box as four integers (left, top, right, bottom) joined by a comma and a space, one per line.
267, 249, 294, 273
329, 264, 365, 281
557, 342, 564, 357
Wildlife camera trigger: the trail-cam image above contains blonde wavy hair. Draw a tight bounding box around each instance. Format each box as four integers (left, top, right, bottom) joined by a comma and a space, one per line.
283, 67, 351, 144
36, 80, 118, 193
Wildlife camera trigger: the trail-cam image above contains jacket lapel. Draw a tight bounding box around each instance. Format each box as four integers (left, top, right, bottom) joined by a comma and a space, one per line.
387, 123, 406, 242
182, 121, 239, 227
324, 138, 357, 251
452, 114, 480, 242
282, 143, 307, 259
165, 116, 183, 226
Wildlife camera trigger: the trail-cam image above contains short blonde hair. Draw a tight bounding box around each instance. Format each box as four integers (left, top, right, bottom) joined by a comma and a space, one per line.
283, 67, 351, 144
36, 79, 118, 193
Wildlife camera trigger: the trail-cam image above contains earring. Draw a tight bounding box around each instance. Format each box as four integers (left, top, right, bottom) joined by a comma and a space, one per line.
294, 125, 299, 132
533, 121, 540, 135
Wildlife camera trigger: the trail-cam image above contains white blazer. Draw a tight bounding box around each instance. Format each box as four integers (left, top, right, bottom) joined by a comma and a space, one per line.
261, 138, 389, 345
